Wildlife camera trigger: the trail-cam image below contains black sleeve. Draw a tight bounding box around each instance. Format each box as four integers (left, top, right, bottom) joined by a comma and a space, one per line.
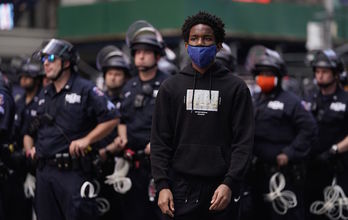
223, 86, 254, 194
282, 100, 318, 161
150, 84, 174, 191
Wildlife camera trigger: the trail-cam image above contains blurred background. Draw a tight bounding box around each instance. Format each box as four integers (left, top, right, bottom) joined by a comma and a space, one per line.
1, 0, 348, 95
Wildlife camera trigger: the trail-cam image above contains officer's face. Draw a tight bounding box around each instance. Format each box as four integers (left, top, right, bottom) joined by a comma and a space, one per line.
43, 56, 65, 80
20, 75, 35, 91
105, 68, 126, 90
134, 49, 158, 71
315, 67, 335, 85
186, 24, 216, 47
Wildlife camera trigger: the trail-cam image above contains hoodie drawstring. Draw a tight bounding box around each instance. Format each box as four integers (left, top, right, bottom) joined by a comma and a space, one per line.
191, 71, 197, 113
209, 71, 212, 101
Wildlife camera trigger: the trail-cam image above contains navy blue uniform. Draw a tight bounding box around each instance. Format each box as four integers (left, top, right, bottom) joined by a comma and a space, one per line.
304, 87, 348, 220
96, 91, 124, 220
119, 70, 168, 220
0, 83, 15, 220
14, 91, 40, 150
30, 73, 119, 220
245, 89, 317, 220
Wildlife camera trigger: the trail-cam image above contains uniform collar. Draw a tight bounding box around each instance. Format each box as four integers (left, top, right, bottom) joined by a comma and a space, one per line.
45, 73, 76, 97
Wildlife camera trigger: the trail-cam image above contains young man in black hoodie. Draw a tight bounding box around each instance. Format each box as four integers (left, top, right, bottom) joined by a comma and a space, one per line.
151, 11, 254, 220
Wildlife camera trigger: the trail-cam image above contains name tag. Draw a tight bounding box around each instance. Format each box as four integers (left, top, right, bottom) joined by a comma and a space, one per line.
267, 101, 284, 110
186, 89, 219, 112
65, 93, 81, 104
330, 102, 346, 112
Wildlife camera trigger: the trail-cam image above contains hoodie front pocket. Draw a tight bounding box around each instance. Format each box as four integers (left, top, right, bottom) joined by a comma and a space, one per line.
172, 144, 227, 177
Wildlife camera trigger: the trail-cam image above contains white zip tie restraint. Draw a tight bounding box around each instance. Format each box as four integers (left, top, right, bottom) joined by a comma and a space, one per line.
80, 180, 100, 198
96, 197, 110, 215
23, 173, 36, 198
264, 172, 297, 215
104, 157, 132, 194
310, 177, 348, 220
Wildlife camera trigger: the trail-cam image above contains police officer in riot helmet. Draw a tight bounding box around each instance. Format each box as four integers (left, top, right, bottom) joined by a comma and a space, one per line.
216, 42, 236, 73
242, 47, 317, 220
0, 71, 15, 220
7, 59, 44, 220
304, 49, 348, 220
115, 20, 169, 220
94, 45, 131, 220
23, 38, 120, 220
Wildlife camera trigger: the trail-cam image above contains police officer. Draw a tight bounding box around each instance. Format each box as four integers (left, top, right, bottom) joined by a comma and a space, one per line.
5, 59, 43, 220
0, 72, 15, 220
23, 38, 119, 220
304, 49, 348, 220
215, 42, 236, 73
116, 21, 169, 220
96, 45, 131, 160
245, 47, 317, 220
94, 45, 131, 220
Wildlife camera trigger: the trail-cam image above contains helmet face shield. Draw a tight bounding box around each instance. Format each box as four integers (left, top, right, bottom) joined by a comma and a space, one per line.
126, 20, 164, 56
96, 45, 130, 73
311, 49, 344, 74
41, 39, 73, 58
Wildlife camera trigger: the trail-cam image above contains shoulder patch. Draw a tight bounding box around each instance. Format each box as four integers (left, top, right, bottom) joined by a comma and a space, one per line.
0, 94, 4, 106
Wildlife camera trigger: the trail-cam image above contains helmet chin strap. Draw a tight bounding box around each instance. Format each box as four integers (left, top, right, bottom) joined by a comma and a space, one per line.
51, 60, 70, 82
136, 63, 157, 73
318, 79, 336, 89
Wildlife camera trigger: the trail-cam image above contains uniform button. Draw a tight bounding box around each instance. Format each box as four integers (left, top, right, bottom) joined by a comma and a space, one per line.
185, 199, 188, 203
195, 199, 199, 203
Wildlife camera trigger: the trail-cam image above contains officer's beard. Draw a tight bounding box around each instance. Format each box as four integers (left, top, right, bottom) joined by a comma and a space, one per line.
23, 82, 36, 93
317, 79, 337, 89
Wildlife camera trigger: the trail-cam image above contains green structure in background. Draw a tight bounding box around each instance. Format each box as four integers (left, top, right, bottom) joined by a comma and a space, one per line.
58, 1, 348, 42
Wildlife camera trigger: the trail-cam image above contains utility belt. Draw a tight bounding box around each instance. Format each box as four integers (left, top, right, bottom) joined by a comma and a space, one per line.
252, 158, 306, 186
114, 148, 148, 170
37, 152, 95, 173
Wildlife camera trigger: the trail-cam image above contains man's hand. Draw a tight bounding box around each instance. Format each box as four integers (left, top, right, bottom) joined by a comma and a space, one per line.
276, 153, 289, 167
113, 136, 127, 152
209, 184, 231, 211
144, 142, 151, 155
25, 147, 36, 159
69, 137, 90, 157
158, 189, 175, 218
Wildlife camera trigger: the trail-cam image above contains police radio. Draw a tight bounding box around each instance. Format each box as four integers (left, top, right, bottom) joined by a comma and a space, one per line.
133, 83, 154, 108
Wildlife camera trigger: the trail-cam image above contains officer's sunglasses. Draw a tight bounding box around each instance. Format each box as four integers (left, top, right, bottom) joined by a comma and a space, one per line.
41, 54, 56, 63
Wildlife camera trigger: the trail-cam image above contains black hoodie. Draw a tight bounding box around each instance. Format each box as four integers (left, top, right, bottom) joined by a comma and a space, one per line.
150, 62, 254, 195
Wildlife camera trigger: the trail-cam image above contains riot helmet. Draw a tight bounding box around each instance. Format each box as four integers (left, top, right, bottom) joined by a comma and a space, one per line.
126, 20, 164, 56
216, 43, 236, 72
250, 47, 287, 77
96, 45, 130, 76
20, 59, 44, 79
311, 49, 344, 74
40, 38, 80, 72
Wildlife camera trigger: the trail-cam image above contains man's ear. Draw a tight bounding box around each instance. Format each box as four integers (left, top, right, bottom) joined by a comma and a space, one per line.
63, 60, 71, 69
184, 42, 188, 49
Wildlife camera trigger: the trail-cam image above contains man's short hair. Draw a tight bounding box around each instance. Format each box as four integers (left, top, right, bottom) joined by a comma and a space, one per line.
181, 11, 225, 44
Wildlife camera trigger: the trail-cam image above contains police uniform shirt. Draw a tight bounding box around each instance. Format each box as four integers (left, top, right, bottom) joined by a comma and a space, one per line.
94, 91, 122, 149
306, 87, 348, 155
34, 73, 120, 158
0, 87, 15, 145
253, 89, 317, 163
13, 90, 40, 148
120, 70, 168, 151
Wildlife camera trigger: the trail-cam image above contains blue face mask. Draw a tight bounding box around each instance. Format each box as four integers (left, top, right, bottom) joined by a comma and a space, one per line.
187, 45, 217, 69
